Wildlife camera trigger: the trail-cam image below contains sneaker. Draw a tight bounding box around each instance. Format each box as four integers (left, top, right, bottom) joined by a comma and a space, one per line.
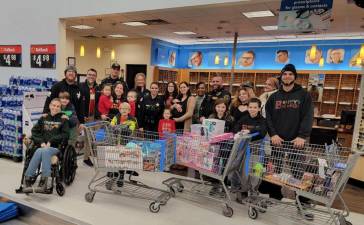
83, 158, 94, 167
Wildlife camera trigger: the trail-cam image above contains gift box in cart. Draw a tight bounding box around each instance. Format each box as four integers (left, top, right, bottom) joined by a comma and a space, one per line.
242, 139, 362, 225
83, 121, 176, 213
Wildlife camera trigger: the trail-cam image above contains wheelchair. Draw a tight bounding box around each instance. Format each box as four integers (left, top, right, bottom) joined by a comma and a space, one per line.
15, 137, 78, 196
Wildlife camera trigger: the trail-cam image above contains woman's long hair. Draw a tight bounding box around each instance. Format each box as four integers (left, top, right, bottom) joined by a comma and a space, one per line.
177, 81, 191, 99
232, 87, 251, 108
164, 81, 178, 100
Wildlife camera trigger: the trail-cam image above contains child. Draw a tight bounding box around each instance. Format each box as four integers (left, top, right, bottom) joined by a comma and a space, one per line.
98, 84, 113, 120
59, 91, 79, 146
127, 90, 137, 117
208, 99, 234, 132
158, 108, 176, 137
110, 102, 138, 132
233, 98, 267, 140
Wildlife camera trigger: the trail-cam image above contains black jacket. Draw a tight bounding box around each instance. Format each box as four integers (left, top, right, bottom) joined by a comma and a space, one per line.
233, 113, 267, 141
31, 113, 69, 148
265, 84, 313, 141
43, 79, 82, 123
137, 95, 164, 131
193, 95, 209, 123
100, 76, 128, 92
79, 81, 101, 121
201, 87, 231, 118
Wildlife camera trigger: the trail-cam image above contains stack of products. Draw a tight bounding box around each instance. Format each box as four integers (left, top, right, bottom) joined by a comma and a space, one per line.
0, 76, 57, 161
0, 202, 18, 222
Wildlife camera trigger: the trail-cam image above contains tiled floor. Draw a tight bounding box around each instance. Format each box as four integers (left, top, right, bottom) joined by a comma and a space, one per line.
0, 158, 363, 225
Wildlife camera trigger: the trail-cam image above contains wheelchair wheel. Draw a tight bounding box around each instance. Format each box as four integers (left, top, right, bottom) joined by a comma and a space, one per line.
63, 145, 77, 186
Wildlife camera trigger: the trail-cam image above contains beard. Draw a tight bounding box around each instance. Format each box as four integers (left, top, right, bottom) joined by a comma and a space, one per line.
282, 80, 294, 86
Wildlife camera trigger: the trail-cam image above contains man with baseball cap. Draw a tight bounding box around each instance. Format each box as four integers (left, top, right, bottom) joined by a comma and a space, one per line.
263, 63, 314, 219
101, 62, 128, 91
43, 65, 83, 122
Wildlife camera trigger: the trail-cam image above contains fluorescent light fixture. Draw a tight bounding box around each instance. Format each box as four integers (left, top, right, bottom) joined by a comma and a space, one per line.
96, 47, 101, 58
173, 31, 196, 35
80, 45, 85, 57
71, 25, 94, 30
242, 10, 274, 18
275, 35, 297, 39
122, 21, 147, 26
108, 34, 128, 38
261, 25, 278, 31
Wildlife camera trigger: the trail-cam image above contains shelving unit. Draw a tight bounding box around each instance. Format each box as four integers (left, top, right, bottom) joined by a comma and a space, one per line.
154, 67, 361, 117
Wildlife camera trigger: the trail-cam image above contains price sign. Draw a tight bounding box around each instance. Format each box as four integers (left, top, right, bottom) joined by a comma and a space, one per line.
0, 45, 22, 67
30, 44, 56, 69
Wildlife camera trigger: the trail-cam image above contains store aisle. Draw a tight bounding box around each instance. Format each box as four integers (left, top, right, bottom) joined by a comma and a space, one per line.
0, 158, 363, 225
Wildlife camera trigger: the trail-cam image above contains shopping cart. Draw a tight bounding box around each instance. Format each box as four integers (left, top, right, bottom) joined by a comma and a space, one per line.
162, 131, 255, 217
242, 139, 362, 225
83, 121, 176, 213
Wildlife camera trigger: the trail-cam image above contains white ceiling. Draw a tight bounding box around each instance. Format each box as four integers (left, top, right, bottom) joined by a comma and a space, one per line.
64, 0, 364, 44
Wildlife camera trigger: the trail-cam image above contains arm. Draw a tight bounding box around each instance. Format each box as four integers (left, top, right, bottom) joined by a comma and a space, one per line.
249, 118, 267, 139
48, 119, 70, 146
174, 97, 196, 122
69, 105, 79, 127
265, 95, 278, 137
31, 118, 45, 144
171, 120, 176, 132
137, 99, 145, 128
297, 93, 314, 138
158, 120, 163, 136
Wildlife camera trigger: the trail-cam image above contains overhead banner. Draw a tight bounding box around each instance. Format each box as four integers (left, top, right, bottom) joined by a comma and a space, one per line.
278, 0, 333, 31
0, 45, 22, 67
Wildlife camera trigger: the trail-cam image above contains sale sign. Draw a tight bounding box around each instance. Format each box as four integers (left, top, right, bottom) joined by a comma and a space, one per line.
30, 44, 56, 69
0, 45, 22, 67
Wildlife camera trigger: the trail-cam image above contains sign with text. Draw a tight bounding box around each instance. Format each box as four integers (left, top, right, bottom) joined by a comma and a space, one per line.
30, 44, 56, 69
0, 45, 22, 67
278, 0, 333, 31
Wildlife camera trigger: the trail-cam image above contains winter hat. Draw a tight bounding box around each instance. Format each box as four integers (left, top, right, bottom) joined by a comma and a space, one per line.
64, 65, 77, 74
280, 64, 297, 79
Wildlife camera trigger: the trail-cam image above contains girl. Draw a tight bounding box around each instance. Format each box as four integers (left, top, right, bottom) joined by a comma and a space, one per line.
171, 82, 196, 131
229, 87, 251, 121
158, 108, 176, 137
209, 99, 234, 132
163, 82, 178, 109
137, 82, 164, 132
98, 84, 113, 120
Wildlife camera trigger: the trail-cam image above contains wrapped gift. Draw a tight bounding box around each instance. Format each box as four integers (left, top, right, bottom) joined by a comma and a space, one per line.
202, 119, 225, 138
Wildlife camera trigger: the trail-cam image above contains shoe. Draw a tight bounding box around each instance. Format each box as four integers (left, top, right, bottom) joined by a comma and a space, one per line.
83, 158, 94, 167
236, 192, 248, 204
24, 176, 34, 188
38, 177, 49, 191
296, 201, 314, 221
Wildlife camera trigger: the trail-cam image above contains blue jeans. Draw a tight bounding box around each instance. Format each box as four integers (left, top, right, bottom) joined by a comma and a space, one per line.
25, 147, 59, 177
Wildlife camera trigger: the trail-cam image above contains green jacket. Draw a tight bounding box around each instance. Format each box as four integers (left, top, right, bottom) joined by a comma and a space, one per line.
31, 113, 70, 148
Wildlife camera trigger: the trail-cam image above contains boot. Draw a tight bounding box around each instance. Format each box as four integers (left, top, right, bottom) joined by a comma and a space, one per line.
24, 176, 34, 188
38, 177, 49, 191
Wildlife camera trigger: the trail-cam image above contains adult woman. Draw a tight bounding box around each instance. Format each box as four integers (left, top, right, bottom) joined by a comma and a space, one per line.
134, 73, 150, 100
229, 87, 252, 121
109, 82, 126, 119
137, 82, 164, 132
259, 77, 279, 118
192, 82, 209, 124
171, 82, 196, 131
163, 82, 178, 109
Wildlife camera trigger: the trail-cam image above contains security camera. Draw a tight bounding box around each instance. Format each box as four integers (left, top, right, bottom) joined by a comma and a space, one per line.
354, 0, 364, 8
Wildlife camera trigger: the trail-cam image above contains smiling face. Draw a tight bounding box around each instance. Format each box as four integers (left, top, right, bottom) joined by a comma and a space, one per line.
215, 102, 227, 116
86, 69, 97, 84
103, 86, 112, 96
197, 83, 206, 96
49, 100, 62, 116
114, 83, 124, 97
281, 71, 295, 86
179, 83, 189, 95
240, 52, 254, 67
248, 102, 260, 118
163, 109, 172, 120
150, 83, 159, 96
211, 76, 223, 90
238, 89, 249, 103
119, 103, 131, 116
65, 70, 76, 83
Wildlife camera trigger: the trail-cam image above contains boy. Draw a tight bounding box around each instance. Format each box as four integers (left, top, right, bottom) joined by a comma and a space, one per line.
126, 90, 138, 117
110, 102, 138, 131
158, 108, 176, 138
59, 91, 79, 145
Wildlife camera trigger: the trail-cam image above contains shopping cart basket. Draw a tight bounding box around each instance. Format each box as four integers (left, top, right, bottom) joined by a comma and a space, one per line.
243, 139, 362, 225
83, 121, 176, 213
163, 131, 255, 217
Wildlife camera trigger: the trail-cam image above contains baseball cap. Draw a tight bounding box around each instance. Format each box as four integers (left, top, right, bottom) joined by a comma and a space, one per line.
241, 81, 254, 89
111, 63, 121, 70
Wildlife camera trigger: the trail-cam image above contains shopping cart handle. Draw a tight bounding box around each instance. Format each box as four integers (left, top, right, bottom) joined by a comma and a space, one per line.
82, 121, 107, 127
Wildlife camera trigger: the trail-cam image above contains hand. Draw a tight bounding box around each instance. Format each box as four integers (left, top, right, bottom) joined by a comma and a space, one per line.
139, 128, 144, 131
199, 117, 205, 123
41, 113, 48, 118
41, 143, 47, 148
241, 129, 250, 135
101, 115, 109, 120
109, 96, 113, 102
271, 135, 283, 146
292, 137, 306, 149
79, 124, 85, 130
84, 117, 89, 122
175, 104, 182, 112
61, 115, 69, 120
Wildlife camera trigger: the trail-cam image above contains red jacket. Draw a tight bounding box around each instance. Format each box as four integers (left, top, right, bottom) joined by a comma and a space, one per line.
98, 95, 113, 116
128, 100, 136, 117
158, 119, 176, 137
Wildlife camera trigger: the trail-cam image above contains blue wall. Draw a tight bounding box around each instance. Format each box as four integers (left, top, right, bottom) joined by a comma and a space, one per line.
151, 39, 364, 71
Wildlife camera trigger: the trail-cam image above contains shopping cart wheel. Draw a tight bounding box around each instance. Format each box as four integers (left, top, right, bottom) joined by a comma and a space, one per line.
176, 184, 184, 192
222, 205, 233, 217
149, 202, 160, 213
56, 183, 65, 196
343, 221, 352, 225
169, 187, 176, 197
248, 207, 258, 220
85, 192, 95, 203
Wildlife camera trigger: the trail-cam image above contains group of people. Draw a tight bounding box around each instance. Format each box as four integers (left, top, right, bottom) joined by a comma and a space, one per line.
23, 62, 314, 202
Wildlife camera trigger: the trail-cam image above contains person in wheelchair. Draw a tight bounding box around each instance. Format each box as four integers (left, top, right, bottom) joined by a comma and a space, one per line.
23, 98, 70, 192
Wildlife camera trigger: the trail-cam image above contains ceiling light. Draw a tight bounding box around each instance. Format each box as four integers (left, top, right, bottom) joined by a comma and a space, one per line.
261, 25, 278, 31
122, 21, 147, 26
80, 45, 85, 57
108, 34, 128, 38
71, 25, 94, 30
96, 47, 101, 58
111, 49, 115, 60
173, 31, 196, 35
242, 10, 274, 18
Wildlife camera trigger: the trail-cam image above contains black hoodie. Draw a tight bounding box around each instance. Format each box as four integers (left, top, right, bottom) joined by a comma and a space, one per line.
265, 83, 313, 141
233, 113, 267, 141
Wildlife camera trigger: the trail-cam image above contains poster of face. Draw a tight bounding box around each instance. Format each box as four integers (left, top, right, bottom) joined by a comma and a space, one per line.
168, 50, 176, 66
305, 48, 323, 64
349, 50, 362, 67
189, 51, 203, 67
237, 50, 255, 67
275, 50, 289, 64
326, 49, 344, 64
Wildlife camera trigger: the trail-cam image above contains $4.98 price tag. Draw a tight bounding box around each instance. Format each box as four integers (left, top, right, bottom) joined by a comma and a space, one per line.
0, 45, 22, 67
30, 44, 56, 69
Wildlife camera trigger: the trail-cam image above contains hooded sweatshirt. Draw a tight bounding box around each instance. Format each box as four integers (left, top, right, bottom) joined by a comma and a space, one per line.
265, 83, 313, 141
233, 113, 267, 141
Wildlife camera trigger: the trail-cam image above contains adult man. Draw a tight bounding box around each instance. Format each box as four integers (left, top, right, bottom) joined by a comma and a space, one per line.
200, 74, 231, 121
101, 63, 128, 91
328, 49, 343, 64
264, 64, 314, 219
238, 50, 255, 67
44, 65, 82, 122
276, 50, 289, 64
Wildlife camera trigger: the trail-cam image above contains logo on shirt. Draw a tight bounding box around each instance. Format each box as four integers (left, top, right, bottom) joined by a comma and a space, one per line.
275, 100, 300, 109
